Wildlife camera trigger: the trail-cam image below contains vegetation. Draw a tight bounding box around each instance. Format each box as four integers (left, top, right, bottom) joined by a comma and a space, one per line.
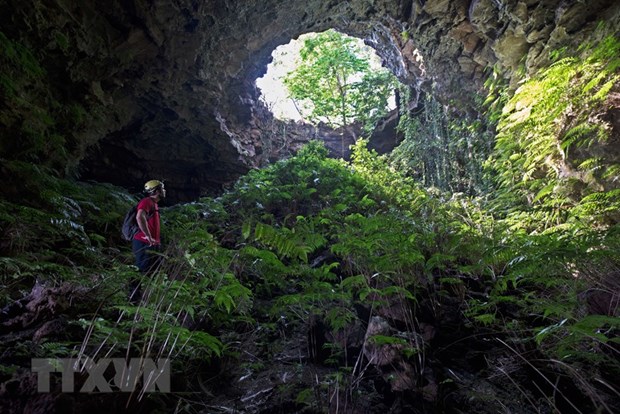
0, 28, 619, 414
487, 35, 620, 230
2, 136, 619, 411
284, 29, 398, 136
390, 89, 494, 194
0, 31, 95, 177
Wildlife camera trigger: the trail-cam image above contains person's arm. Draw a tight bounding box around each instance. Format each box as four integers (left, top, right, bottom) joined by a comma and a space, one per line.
136, 208, 155, 245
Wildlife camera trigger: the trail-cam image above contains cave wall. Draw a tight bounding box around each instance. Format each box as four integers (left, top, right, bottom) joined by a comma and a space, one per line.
1, 0, 618, 200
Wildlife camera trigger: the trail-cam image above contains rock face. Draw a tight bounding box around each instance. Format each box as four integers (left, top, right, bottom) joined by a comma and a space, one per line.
1, 0, 618, 200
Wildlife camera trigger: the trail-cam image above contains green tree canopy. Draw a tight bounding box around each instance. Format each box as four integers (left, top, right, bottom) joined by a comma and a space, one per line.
283, 29, 397, 134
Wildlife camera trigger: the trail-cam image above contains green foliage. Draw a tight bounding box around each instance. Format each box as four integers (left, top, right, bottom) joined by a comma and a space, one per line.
390, 89, 493, 194
0, 176, 138, 309
53, 30, 70, 52
251, 220, 327, 263
3, 44, 620, 409
283, 29, 397, 134
0, 32, 97, 175
0, 31, 45, 79
84, 270, 228, 361
487, 35, 620, 231
482, 64, 511, 124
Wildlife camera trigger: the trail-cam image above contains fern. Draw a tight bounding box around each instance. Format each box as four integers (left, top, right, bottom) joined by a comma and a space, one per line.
253, 221, 326, 263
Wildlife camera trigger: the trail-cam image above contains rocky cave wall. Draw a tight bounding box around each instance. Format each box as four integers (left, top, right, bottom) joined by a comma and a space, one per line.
1, 0, 619, 200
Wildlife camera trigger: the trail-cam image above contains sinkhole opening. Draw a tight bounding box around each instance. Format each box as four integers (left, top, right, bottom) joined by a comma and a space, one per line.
256, 29, 397, 132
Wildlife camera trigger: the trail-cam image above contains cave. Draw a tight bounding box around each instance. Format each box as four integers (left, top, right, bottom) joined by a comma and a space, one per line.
1, 1, 620, 413
2, 0, 617, 201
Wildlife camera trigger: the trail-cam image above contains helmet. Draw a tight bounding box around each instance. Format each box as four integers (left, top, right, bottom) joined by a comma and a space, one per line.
144, 179, 164, 193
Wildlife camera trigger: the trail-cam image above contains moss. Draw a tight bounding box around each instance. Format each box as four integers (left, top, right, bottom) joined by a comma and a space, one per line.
0, 74, 17, 96
0, 32, 45, 79
53, 30, 69, 52
68, 103, 88, 127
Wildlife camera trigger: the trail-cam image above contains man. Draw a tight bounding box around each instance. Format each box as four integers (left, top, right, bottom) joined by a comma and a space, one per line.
130, 180, 166, 301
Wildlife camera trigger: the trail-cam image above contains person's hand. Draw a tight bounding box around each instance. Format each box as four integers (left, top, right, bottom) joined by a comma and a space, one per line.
146, 235, 156, 246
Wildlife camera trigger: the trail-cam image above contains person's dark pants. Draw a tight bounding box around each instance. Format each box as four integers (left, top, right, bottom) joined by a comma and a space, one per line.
130, 239, 158, 302
132, 239, 157, 273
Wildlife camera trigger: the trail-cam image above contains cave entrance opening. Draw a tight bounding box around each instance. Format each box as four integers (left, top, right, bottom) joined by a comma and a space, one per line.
255, 29, 397, 130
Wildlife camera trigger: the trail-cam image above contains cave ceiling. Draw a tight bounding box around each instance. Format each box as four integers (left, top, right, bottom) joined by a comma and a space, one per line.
1, 0, 618, 200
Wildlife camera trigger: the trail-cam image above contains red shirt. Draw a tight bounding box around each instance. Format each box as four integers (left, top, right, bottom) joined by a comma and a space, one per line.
133, 197, 160, 244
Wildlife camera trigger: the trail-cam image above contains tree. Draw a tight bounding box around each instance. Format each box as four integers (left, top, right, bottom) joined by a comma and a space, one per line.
284, 30, 397, 138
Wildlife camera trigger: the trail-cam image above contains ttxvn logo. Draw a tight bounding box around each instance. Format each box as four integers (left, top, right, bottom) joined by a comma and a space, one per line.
31, 357, 170, 393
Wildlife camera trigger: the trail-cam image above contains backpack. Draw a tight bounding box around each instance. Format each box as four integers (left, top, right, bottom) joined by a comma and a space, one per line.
122, 203, 157, 241
121, 205, 140, 241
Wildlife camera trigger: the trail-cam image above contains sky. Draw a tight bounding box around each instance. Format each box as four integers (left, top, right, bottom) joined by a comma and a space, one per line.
255, 32, 392, 122
255, 34, 310, 121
